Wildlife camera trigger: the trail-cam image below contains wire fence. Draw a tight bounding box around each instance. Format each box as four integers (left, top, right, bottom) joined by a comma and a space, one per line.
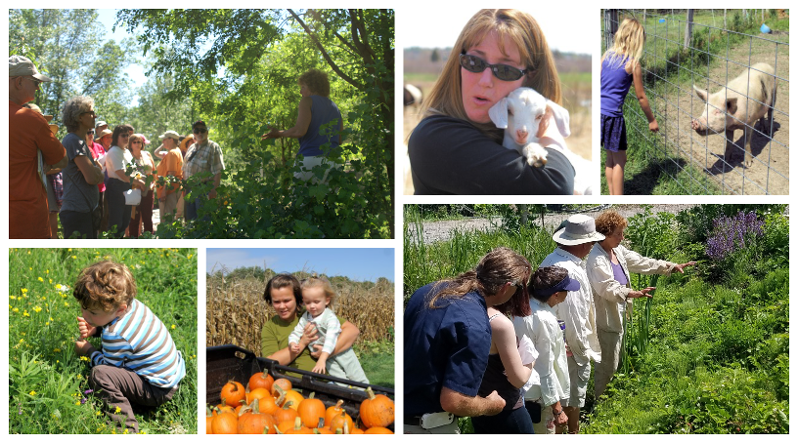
602, 9, 789, 195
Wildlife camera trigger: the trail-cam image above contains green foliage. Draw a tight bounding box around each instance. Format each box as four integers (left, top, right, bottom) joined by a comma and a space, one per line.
8, 248, 198, 434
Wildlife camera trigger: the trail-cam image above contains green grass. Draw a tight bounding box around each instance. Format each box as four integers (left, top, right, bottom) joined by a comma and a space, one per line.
8, 248, 197, 434
403, 73, 440, 83
358, 341, 395, 390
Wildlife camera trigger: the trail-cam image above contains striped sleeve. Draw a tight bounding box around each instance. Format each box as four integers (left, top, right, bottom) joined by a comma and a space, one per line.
100, 299, 186, 388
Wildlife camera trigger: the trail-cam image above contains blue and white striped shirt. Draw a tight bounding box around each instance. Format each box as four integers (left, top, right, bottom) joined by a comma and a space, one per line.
89, 299, 186, 388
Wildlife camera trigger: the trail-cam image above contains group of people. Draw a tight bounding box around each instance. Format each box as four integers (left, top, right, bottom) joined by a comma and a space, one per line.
404, 210, 695, 434
9, 55, 225, 238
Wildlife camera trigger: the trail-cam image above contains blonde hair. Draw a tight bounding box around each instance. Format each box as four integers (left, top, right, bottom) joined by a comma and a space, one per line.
604, 18, 646, 71
300, 276, 336, 310
73, 261, 137, 312
422, 9, 561, 139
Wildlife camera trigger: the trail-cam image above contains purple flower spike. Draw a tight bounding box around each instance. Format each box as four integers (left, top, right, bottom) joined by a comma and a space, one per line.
81, 397, 87, 404
84, 389, 93, 395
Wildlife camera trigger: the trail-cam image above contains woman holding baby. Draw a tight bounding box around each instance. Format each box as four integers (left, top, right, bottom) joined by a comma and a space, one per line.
260, 274, 361, 372
409, 9, 574, 195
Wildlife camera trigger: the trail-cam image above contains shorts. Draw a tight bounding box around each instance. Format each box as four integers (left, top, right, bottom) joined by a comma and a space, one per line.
600, 114, 627, 152
562, 354, 590, 408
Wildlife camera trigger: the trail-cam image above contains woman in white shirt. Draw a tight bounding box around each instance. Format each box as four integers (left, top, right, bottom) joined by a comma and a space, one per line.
104, 126, 143, 238
513, 266, 580, 434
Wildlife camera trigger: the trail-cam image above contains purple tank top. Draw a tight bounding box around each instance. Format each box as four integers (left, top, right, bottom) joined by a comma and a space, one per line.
611, 261, 628, 285
600, 52, 634, 117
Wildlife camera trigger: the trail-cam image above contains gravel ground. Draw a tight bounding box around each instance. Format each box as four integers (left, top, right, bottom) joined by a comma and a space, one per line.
406, 204, 701, 245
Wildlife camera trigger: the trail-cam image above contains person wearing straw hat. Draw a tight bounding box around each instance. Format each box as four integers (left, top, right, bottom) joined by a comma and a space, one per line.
587, 209, 696, 400
539, 214, 605, 434
513, 266, 581, 434
9, 55, 67, 238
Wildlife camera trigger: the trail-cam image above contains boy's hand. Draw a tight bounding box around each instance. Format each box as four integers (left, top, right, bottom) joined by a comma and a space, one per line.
77, 316, 97, 339
311, 361, 327, 374
74, 339, 96, 357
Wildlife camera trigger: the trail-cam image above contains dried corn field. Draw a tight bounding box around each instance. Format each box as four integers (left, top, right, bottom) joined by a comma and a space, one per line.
207, 274, 394, 355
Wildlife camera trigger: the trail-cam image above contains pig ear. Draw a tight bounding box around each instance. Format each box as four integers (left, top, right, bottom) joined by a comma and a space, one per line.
546, 101, 571, 138
726, 97, 738, 115
488, 97, 509, 129
693, 85, 709, 102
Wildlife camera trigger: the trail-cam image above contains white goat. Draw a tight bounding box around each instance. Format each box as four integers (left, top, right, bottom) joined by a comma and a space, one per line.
489, 87, 595, 195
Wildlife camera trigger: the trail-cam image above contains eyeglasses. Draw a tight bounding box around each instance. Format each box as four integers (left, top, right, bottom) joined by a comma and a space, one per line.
87, 130, 94, 135
193, 128, 207, 134
460, 53, 530, 81
23, 77, 43, 88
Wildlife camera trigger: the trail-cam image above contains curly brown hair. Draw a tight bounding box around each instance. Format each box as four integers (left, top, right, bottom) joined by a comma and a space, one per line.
298, 68, 331, 97
73, 261, 137, 312
595, 210, 628, 237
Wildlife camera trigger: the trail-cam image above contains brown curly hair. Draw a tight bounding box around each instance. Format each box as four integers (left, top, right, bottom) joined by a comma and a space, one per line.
298, 68, 331, 97
73, 261, 137, 312
595, 210, 628, 237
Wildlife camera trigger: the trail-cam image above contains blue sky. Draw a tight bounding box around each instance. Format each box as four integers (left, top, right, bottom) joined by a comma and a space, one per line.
207, 249, 395, 282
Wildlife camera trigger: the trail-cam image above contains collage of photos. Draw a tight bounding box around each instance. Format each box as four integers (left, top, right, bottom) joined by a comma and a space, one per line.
3, 6, 790, 438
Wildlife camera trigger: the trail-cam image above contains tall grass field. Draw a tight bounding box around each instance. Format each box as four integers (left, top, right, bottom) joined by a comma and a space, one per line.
8, 248, 198, 434
404, 204, 788, 433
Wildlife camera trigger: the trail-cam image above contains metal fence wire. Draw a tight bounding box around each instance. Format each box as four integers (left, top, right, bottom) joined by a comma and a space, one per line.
602, 9, 789, 195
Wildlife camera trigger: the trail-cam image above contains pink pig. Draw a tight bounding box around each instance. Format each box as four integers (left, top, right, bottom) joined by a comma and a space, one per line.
691, 62, 776, 167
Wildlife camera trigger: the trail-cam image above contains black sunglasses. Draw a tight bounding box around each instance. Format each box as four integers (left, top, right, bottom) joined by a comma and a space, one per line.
87, 130, 94, 135
460, 53, 530, 81
193, 128, 207, 134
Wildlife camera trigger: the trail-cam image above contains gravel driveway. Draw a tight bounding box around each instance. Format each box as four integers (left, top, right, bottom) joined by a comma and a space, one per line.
406, 204, 700, 245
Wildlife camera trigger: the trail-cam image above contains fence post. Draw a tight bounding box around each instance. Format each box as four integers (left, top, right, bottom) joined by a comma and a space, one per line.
684, 9, 694, 49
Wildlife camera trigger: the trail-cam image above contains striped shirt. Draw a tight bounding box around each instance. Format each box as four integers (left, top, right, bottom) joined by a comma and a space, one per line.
89, 299, 186, 388
182, 139, 224, 181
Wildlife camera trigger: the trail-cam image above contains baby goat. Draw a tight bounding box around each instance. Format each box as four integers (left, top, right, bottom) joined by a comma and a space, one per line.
489, 87, 594, 194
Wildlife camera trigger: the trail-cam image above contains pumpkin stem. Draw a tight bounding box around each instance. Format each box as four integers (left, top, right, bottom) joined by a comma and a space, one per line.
294, 416, 303, 430
250, 397, 260, 414
365, 386, 376, 400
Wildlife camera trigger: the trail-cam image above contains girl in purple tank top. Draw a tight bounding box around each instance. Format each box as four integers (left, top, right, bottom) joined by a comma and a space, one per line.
600, 18, 659, 195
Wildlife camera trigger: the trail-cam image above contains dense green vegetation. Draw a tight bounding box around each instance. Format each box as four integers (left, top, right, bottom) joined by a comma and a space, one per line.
404, 204, 788, 433
8, 248, 197, 434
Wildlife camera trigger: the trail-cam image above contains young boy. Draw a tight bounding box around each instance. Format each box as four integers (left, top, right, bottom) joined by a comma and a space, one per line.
73, 261, 185, 433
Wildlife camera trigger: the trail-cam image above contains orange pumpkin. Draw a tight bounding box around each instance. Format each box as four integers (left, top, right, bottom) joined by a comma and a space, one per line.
205, 406, 214, 434
248, 370, 274, 392
325, 399, 346, 427
271, 378, 292, 397
281, 389, 304, 411
220, 380, 246, 407
282, 417, 313, 434
273, 401, 299, 426
360, 387, 394, 428
254, 393, 278, 416
211, 410, 238, 434
365, 426, 394, 434
237, 398, 277, 434
245, 387, 271, 405
297, 393, 326, 428
328, 410, 355, 434
213, 405, 235, 416
350, 427, 365, 434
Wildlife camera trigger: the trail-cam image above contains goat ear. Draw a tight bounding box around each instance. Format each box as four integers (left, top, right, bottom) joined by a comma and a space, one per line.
726, 97, 738, 114
488, 97, 509, 129
546, 101, 571, 138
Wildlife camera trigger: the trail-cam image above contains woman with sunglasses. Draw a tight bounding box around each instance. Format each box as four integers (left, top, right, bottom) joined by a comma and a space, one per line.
408, 9, 574, 195
104, 125, 144, 237
128, 133, 156, 237
261, 68, 343, 184
59, 96, 104, 239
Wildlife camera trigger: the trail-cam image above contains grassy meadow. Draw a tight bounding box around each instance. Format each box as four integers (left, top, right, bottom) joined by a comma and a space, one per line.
8, 248, 198, 434
207, 270, 395, 388
404, 204, 788, 433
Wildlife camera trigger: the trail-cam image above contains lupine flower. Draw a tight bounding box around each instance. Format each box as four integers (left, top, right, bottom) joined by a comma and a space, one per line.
706, 211, 765, 261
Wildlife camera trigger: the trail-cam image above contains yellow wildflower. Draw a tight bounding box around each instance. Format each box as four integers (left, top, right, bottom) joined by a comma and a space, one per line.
115, 406, 122, 414
34, 306, 42, 313
46, 269, 49, 274
10, 295, 16, 300
72, 255, 77, 259
12, 308, 19, 313
23, 311, 29, 316
38, 277, 44, 282
21, 288, 28, 294
53, 348, 61, 353
75, 401, 81, 405
29, 391, 36, 396
96, 411, 102, 416
171, 324, 176, 330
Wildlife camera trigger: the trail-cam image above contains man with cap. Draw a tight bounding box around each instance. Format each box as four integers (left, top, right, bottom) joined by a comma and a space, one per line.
155, 130, 184, 220
182, 120, 224, 221
539, 214, 605, 434
9, 55, 67, 238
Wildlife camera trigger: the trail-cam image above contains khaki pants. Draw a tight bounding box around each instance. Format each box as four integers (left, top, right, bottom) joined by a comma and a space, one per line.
532, 404, 557, 434
158, 192, 180, 221
563, 353, 591, 408
594, 329, 623, 399
89, 365, 178, 433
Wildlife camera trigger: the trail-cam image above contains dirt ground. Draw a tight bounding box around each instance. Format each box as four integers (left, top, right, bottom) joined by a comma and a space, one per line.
402, 81, 592, 195
654, 34, 789, 195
